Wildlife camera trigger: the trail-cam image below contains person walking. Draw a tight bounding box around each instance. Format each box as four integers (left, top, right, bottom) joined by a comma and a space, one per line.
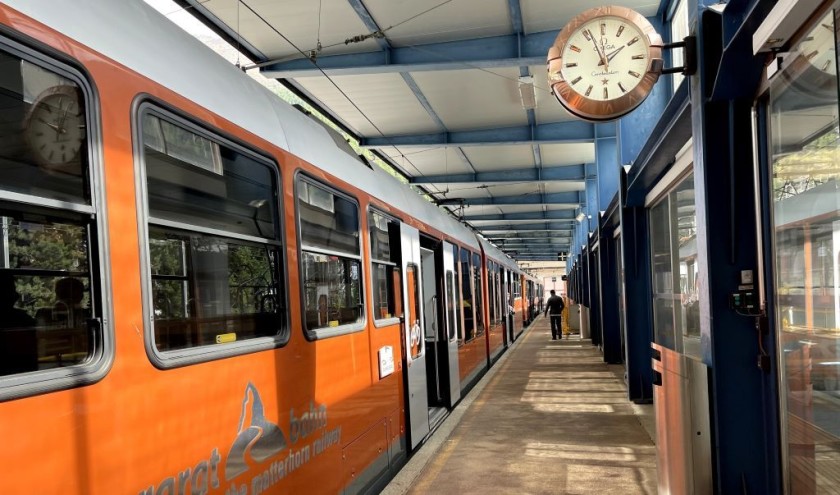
544, 289, 565, 340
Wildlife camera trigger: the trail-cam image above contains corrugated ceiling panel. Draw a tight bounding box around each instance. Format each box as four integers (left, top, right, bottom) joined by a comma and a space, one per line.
522, 0, 659, 34
364, 0, 511, 47
540, 143, 596, 165
381, 147, 473, 176
295, 73, 439, 136
410, 68, 529, 131
463, 145, 535, 172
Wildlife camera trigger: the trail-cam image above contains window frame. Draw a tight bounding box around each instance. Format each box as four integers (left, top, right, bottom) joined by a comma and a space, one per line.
134, 101, 289, 369
367, 206, 403, 328
295, 172, 365, 340
0, 34, 113, 400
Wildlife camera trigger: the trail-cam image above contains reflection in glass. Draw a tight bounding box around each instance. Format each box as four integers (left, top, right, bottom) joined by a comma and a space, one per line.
369, 210, 400, 321
648, 172, 699, 358
302, 252, 362, 331
150, 230, 281, 351
770, 11, 840, 492
0, 214, 93, 375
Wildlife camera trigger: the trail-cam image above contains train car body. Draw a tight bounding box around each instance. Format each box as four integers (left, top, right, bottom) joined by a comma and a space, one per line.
0, 1, 533, 494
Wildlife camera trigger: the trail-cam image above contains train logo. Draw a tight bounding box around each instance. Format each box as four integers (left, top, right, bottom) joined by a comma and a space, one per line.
225, 383, 287, 481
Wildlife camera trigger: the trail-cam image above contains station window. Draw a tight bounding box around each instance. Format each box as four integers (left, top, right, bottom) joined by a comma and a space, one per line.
297, 177, 363, 338
368, 209, 402, 323
139, 108, 285, 363
0, 41, 108, 398
648, 169, 698, 358
669, 0, 690, 92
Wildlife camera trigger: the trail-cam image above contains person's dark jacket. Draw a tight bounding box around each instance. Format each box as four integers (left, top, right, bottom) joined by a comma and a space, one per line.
545, 295, 565, 316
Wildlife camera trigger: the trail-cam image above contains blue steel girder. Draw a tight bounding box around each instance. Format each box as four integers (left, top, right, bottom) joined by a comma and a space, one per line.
261, 30, 559, 78
486, 233, 572, 240
474, 221, 574, 232
360, 121, 606, 148
451, 191, 585, 206
463, 210, 576, 221
410, 164, 587, 184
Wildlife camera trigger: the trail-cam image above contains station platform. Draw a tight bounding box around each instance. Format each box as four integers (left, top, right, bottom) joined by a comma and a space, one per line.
383, 316, 658, 495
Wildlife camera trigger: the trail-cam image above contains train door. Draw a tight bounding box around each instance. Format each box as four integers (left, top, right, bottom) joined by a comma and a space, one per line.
420, 245, 446, 426
443, 241, 461, 407
400, 224, 429, 449
506, 270, 514, 343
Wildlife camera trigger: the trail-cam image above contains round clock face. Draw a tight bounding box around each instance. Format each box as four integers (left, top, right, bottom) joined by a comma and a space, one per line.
797, 11, 835, 74
547, 6, 663, 122
24, 85, 86, 171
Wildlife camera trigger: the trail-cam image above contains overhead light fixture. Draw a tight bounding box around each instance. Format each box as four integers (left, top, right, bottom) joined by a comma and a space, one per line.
518, 76, 537, 110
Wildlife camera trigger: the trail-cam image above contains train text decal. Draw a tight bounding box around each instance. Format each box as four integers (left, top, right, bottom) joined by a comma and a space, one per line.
140, 382, 342, 495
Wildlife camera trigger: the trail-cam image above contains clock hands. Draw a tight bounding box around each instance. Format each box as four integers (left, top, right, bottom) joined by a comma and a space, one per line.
38, 117, 64, 134
599, 46, 625, 66
586, 29, 609, 71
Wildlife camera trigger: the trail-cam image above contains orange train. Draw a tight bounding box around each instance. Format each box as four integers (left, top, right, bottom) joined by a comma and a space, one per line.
0, 1, 541, 494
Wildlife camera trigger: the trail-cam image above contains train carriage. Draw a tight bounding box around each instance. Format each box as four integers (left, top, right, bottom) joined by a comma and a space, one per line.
0, 1, 535, 494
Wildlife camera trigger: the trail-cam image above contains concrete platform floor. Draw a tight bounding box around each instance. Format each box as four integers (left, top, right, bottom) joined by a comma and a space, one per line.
382, 316, 657, 495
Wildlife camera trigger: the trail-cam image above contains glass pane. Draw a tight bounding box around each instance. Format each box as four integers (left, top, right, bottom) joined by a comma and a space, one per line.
372, 262, 394, 320
650, 198, 677, 350
150, 230, 281, 351
369, 210, 394, 262
0, 53, 88, 203
301, 251, 362, 330
143, 113, 278, 240
770, 10, 840, 493
452, 244, 463, 341
675, 174, 700, 359
473, 252, 484, 335
460, 248, 474, 340
0, 213, 92, 375
298, 181, 359, 255
406, 264, 421, 359
446, 271, 456, 341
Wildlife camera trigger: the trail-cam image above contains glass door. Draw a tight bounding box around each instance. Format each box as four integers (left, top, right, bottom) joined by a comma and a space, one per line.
767, 9, 840, 492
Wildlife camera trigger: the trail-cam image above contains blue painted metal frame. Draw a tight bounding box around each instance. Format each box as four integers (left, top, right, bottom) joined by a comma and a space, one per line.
464, 210, 576, 221
360, 121, 601, 148
446, 191, 585, 206
690, 4, 777, 492
410, 164, 587, 184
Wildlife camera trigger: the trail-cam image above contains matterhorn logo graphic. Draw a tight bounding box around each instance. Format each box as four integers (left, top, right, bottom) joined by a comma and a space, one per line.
224, 382, 287, 481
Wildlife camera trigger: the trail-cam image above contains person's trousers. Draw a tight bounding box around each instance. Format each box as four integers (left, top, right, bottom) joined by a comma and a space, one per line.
550, 314, 562, 339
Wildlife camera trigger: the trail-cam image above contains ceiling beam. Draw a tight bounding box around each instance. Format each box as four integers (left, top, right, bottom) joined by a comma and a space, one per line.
475, 221, 574, 232
465, 210, 575, 221
447, 191, 585, 206
361, 121, 606, 149
261, 31, 558, 78
411, 164, 587, 184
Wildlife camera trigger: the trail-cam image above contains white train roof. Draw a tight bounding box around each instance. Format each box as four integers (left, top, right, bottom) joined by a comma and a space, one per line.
8, 0, 485, 251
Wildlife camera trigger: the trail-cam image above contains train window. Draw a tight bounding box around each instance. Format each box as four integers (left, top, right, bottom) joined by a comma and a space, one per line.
473, 252, 485, 336
0, 41, 109, 399
296, 176, 363, 338
452, 243, 463, 342
139, 108, 285, 364
459, 248, 474, 341
406, 264, 422, 359
369, 209, 402, 324
446, 271, 457, 341
487, 262, 496, 326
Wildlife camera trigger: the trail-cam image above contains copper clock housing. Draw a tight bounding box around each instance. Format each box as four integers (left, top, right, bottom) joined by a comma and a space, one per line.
547, 5, 664, 122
